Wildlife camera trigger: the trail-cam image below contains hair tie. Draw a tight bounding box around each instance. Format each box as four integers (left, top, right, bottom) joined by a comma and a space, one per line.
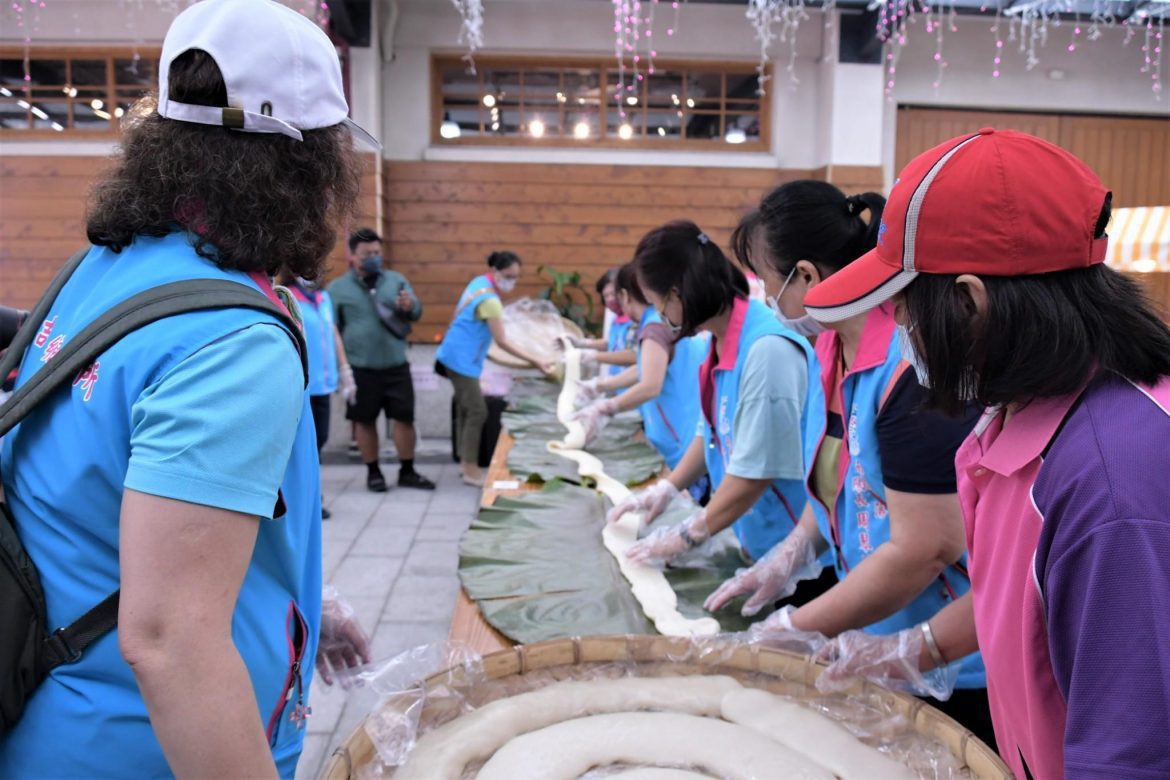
697, 232, 710, 245
845, 197, 857, 216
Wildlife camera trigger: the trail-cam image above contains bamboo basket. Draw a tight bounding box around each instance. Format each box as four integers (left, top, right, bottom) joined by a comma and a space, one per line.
320, 635, 1010, 779
486, 316, 585, 369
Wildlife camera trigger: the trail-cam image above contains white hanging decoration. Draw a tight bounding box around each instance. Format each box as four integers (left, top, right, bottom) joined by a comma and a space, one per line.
746, 0, 809, 94
450, 0, 485, 74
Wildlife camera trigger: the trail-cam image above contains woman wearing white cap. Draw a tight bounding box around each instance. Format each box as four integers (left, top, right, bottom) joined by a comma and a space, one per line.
807, 129, 1170, 779
0, 1, 373, 777
704, 180, 992, 745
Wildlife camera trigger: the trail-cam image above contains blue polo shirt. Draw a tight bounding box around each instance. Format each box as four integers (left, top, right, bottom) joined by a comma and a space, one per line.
0, 232, 322, 779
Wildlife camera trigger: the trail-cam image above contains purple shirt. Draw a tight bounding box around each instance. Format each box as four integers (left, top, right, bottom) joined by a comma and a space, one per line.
957, 372, 1170, 780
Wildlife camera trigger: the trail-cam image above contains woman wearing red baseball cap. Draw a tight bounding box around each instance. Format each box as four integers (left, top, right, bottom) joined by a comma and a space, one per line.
810, 129, 1170, 779
707, 179, 993, 746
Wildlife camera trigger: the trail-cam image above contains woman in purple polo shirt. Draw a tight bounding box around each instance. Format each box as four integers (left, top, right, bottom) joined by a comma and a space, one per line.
808, 129, 1170, 779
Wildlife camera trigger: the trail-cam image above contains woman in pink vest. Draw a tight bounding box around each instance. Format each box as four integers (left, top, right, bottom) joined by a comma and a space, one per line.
806, 129, 1170, 780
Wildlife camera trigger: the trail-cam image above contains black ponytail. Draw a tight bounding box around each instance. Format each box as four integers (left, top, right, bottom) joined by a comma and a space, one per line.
487, 250, 521, 271
731, 180, 885, 280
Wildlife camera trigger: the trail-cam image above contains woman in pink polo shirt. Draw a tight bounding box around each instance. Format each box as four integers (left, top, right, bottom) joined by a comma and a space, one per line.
807, 129, 1170, 779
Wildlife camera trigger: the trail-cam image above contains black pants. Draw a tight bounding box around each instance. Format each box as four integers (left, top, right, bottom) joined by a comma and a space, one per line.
923, 687, 998, 753
309, 393, 331, 454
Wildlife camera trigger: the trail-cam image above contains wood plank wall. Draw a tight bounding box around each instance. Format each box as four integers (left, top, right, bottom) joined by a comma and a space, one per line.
0, 154, 380, 309
382, 161, 897, 342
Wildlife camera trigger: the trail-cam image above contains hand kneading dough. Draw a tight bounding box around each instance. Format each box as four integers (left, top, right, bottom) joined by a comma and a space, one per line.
475, 712, 834, 780
721, 688, 917, 780
393, 675, 742, 780
548, 342, 719, 637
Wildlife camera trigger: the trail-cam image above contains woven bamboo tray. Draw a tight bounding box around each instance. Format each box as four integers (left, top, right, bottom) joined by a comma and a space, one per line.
486, 317, 584, 369
320, 635, 1010, 780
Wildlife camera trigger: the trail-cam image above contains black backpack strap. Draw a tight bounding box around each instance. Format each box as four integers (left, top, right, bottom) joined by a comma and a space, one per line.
2, 277, 309, 672
0, 247, 90, 385
0, 278, 308, 438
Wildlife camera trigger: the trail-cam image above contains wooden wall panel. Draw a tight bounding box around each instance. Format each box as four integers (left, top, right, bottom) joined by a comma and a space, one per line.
383, 161, 823, 343
0, 154, 380, 311
895, 107, 1170, 207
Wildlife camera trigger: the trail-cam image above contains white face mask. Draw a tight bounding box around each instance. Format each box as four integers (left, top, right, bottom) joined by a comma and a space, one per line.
896, 324, 931, 388
495, 276, 517, 293
768, 267, 825, 338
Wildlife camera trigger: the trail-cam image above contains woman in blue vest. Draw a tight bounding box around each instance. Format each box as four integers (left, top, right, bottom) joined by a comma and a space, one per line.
280, 268, 356, 519
436, 251, 555, 486
606, 222, 815, 568
707, 180, 992, 746
573, 262, 705, 470
566, 268, 637, 382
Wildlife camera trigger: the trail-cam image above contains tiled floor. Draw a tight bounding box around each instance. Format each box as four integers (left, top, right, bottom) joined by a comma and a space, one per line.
294, 460, 479, 779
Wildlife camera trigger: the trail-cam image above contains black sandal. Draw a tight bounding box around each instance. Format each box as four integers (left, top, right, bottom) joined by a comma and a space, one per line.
367, 472, 389, 493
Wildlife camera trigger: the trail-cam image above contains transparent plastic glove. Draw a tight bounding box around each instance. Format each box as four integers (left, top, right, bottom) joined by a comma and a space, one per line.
565, 334, 591, 349
339, 365, 357, 405
606, 479, 682, 527
741, 605, 830, 657
703, 525, 823, 616
626, 509, 710, 568
574, 376, 605, 408
571, 397, 618, 444
317, 586, 372, 688
578, 348, 599, 369
816, 627, 960, 701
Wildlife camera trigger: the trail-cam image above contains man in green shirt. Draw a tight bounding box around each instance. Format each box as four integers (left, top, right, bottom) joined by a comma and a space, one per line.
328, 228, 435, 492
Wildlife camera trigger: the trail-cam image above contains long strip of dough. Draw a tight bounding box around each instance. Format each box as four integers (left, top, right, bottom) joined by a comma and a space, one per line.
721, 688, 917, 780
475, 711, 835, 780
548, 340, 719, 637
392, 676, 743, 780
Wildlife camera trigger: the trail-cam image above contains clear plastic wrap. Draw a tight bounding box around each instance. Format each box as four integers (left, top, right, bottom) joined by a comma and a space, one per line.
497, 298, 569, 367
331, 635, 980, 780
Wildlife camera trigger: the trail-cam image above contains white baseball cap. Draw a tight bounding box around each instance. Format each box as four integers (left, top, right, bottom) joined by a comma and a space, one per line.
157, 0, 379, 149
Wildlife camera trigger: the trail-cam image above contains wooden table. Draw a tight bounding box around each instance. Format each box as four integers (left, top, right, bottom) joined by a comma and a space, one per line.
446, 430, 534, 655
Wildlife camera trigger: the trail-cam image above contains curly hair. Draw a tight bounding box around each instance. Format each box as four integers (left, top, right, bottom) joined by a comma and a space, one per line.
86, 49, 362, 280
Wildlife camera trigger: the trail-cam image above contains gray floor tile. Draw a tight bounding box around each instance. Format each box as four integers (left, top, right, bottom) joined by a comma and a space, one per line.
350, 523, 416, 558
401, 540, 461, 577
328, 556, 404, 600
414, 511, 474, 542
381, 575, 460, 622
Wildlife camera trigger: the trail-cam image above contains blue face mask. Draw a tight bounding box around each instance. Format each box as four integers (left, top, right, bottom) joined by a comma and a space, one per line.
767, 267, 825, 338
360, 255, 383, 276
896, 324, 930, 388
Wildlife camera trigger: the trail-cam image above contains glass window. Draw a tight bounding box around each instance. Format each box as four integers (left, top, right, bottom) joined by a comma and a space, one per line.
435, 56, 767, 150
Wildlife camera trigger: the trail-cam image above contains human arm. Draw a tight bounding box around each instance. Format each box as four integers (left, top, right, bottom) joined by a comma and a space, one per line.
595, 365, 639, 393
487, 316, 555, 375
594, 348, 637, 367
605, 339, 668, 413
395, 277, 423, 321
116, 323, 306, 779
606, 439, 707, 528
333, 324, 356, 403
119, 492, 277, 779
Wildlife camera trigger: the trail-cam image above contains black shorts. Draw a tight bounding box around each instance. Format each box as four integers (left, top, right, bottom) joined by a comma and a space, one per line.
347, 365, 415, 424
309, 394, 331, 453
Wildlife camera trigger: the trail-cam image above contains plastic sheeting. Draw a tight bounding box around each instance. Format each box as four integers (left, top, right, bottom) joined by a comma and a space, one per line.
458, 480, 763, 644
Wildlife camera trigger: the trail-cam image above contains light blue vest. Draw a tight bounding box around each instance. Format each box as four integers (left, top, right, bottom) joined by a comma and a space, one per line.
699, 299, 813, 562
635, 308, 704, 470
290, 283, 339, 396
805, 310, 985, 690
606, 317, 635, 382
0, 233, 322, 778
436, 274, 499, 378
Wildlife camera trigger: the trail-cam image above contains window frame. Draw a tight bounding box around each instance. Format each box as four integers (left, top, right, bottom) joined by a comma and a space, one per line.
431, 53, 771, 152
0, 46, 162, 139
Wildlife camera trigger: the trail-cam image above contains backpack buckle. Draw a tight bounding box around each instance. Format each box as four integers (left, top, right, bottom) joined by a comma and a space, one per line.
46, 628, 82, 666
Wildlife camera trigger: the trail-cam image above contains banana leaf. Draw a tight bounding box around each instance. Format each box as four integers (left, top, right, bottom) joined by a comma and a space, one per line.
459, 480, 764, 645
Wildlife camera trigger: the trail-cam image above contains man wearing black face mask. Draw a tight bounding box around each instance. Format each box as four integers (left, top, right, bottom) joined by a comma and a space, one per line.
328, 228, 435, 492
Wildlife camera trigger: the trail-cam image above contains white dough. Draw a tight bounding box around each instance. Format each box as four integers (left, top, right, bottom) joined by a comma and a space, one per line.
609, 769, 714, 779
721, 688, 917, 780
393, 675, 742, 780
475, 711, 835, 780
548, 343, 719, 637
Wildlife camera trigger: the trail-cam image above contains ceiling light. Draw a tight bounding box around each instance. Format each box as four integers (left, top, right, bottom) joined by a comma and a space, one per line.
671, 94, 679, 105
115, 107, 125, 118
30, 106, 48, 120
51, 121, 64, 132
93, 109, 111, 120
1134, 258, 1158, 273
529, 118, 546, 138
686, 98, 695, 108
440, 112, 461, 139
618, 123, 634, 140
482, 94, 496, 108
725, 127, 747, 144
573, 121, 590, 139
0, 86, 11, 97
578, 97, 586, 105
491, 121, 500, 131
91, 99, 103, 110
17, 99, 30, 109
556, 92, 566, 103
626, 96, 638, 106
657, 127, 666, 137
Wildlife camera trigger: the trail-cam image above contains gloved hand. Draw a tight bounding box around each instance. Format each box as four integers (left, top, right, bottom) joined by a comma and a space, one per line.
606, 479, 684, 527
574, 376, 605, 408
626, 509, 710, 568
578, 348, 600, 369
740, 605, 830, 657
703, 525, 823, 616
816, 626, 960, 701
571, 397, 619, 443
339, 365, 357, 405
564, 334, 590, 349
316, 586, 372, 688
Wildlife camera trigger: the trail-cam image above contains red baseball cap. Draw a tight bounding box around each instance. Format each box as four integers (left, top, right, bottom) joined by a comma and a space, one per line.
803, 128, 1110, 323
